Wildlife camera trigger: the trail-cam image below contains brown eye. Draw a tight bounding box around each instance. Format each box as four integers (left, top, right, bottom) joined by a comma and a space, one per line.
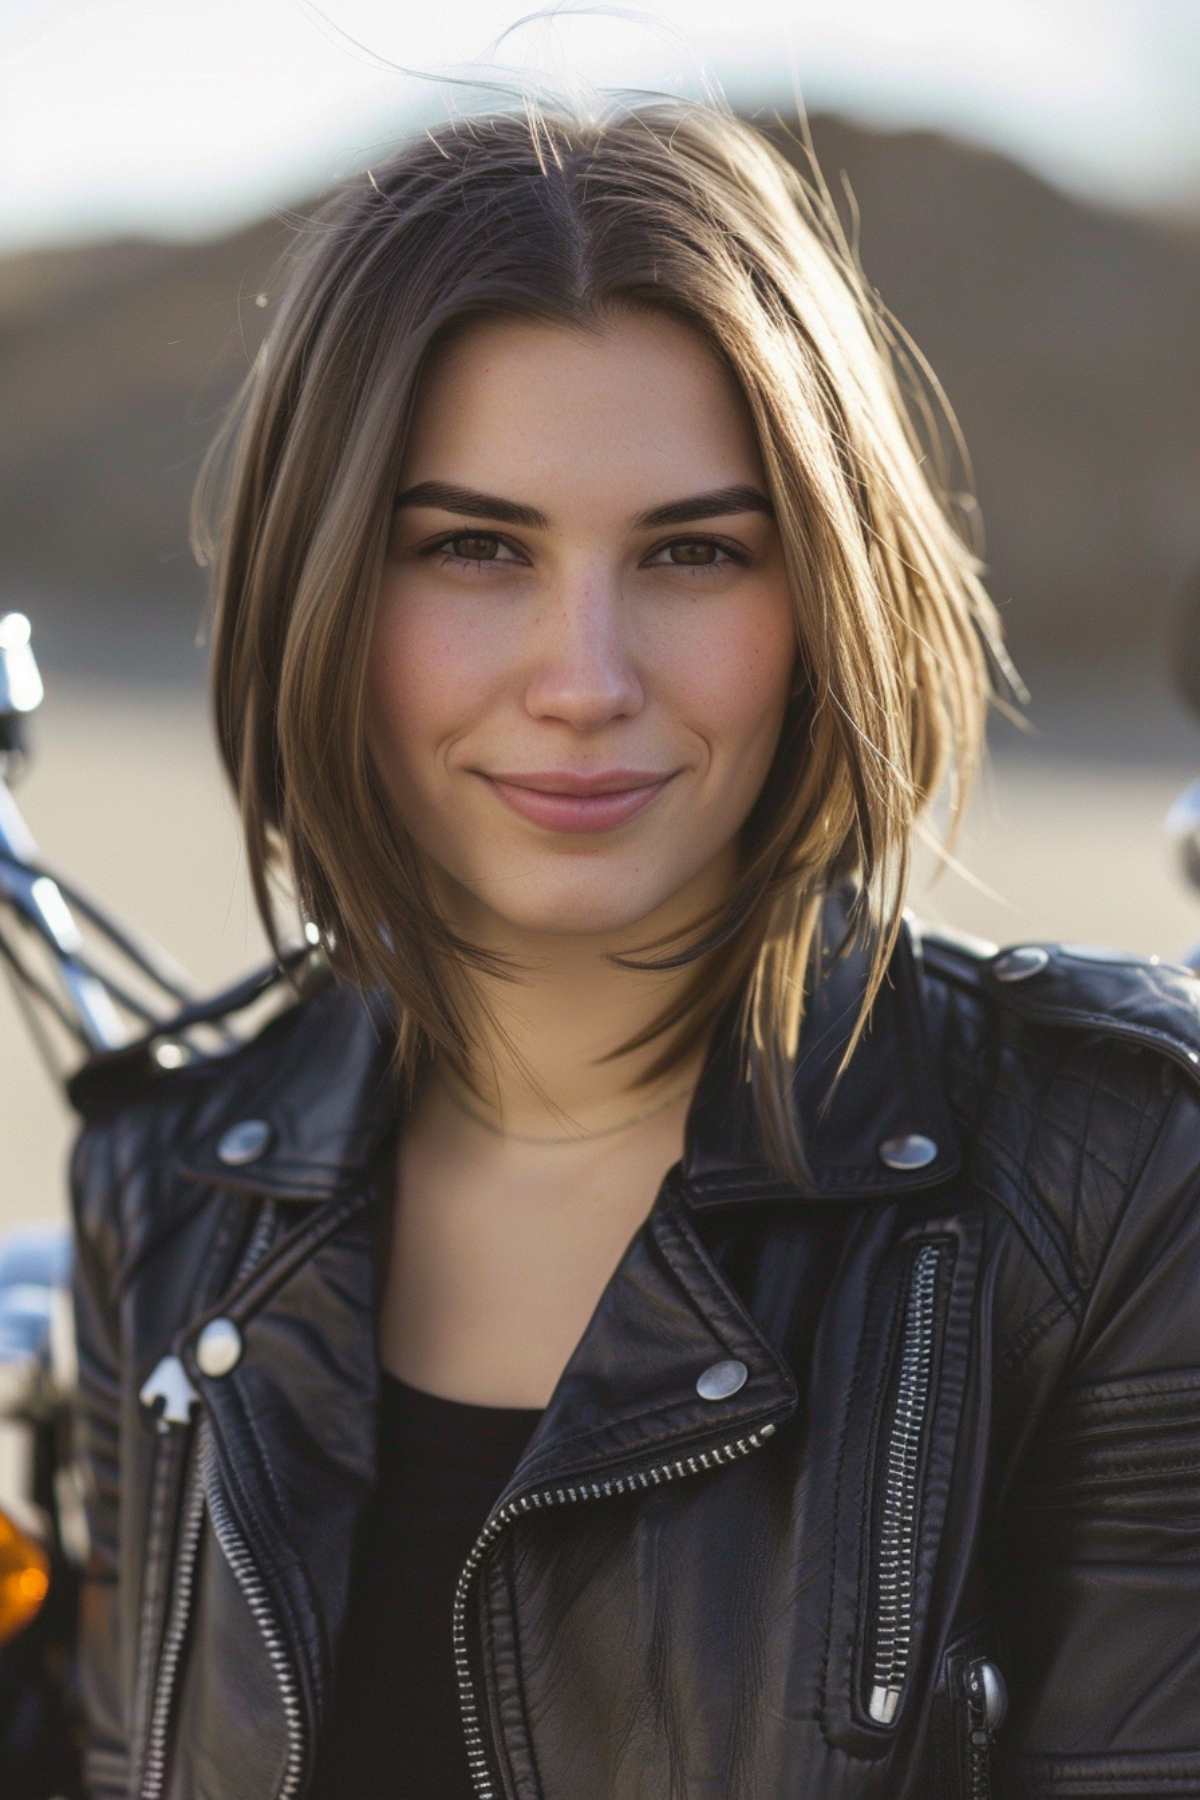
650, 538, 746, 575
444, 535, 501, 561
420, 532, 522, 571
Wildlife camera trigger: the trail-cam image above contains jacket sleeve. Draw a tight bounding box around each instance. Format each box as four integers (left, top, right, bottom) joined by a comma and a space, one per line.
993, 1061, 1200, 1794
68, 1115, 131, 1798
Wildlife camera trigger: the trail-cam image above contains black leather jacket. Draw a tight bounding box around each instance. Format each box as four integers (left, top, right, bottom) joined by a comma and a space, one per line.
66, 887, 1200, 1799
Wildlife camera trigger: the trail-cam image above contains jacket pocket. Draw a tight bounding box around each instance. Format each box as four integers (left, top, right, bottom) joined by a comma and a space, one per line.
819, 1208, 988, 1758
862, 1238, 946, 1727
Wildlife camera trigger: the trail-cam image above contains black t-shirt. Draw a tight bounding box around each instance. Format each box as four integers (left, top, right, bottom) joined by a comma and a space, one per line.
310, 1366, 544, 1798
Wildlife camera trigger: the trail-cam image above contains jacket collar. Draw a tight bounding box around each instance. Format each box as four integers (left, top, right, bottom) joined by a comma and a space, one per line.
169, 882, 961, 1207
681, 885, 961, 1204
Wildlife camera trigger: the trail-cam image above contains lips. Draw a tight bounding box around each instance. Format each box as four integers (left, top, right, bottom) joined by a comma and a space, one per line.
487, 770, 672, 797
481, 772, 676, 834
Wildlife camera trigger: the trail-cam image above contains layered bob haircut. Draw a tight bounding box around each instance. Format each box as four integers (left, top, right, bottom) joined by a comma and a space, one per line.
191, 83, 1027, 1185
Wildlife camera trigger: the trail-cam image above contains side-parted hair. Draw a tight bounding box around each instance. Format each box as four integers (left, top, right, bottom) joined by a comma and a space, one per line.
191, 82, 1028, 1184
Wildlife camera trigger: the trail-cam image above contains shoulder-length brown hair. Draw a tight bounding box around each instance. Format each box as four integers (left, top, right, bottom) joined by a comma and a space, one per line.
191, 83, 1027, 1184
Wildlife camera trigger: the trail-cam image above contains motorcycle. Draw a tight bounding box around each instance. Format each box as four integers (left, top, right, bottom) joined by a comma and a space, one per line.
0, 606, 1197, 1798
0, 613, 311, 1796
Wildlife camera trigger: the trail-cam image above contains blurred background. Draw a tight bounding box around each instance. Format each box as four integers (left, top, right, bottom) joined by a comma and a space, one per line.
1, 0, 1199, 1230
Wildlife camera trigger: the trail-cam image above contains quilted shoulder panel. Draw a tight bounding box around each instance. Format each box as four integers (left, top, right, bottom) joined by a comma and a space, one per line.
914, 921, 1200, 1307
916, 922, 1200, 1088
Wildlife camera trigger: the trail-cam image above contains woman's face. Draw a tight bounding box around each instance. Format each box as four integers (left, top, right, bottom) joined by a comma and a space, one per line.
370, 305, 799, 944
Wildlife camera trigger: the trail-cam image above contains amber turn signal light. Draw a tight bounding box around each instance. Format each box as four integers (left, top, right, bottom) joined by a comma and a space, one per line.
0, 1506, 50, 1647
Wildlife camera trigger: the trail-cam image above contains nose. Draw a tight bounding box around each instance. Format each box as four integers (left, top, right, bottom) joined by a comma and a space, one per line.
521, 569, 646, 729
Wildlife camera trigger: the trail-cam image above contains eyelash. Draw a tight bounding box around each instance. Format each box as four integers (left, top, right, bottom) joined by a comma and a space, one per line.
418, 531, 748, 578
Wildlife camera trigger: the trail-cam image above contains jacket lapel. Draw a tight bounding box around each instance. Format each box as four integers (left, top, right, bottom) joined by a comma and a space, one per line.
486, 1173, 802, 1513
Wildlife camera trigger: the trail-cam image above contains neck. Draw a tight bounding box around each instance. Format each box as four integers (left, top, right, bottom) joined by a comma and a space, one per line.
424, 855, 734, 1142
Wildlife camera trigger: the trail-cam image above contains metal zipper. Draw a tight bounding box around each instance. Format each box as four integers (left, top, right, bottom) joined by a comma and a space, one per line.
867, 1240, 942, 1725
137, 1199, 284, 1800
196, 1415, 307, 1798
963, 1659, 993, 1800
961, 1655, 1007, 1799
138, 1430, 206, 1798
452, 1414, 784, 1800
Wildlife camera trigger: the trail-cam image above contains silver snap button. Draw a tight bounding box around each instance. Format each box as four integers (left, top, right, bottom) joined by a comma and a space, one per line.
195, 1317, 243, 1378
992, 946, 1049, 982
216, 1118, 273, 1165
878, 1133, 938, 1170
152, 1039, 186, 1070
696, 1358, 748, 1401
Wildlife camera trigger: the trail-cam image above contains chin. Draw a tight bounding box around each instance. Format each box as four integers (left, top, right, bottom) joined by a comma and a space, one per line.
497, 897, 668, 939
473, 873, 680, 941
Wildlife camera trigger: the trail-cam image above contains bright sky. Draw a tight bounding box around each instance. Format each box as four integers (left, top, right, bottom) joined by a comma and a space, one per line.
3, 0, 1199, 253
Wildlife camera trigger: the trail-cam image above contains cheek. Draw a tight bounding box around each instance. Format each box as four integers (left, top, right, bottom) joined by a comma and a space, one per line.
678, 594, 797, 738
366, 598, 476, 766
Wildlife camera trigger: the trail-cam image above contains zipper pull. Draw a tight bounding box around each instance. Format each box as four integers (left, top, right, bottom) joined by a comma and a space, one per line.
961, 1656, 1008, 1798
140, 1353, 201, 1432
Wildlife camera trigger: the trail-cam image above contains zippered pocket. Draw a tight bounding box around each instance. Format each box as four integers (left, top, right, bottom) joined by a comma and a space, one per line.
864, 1239, 945, 1726
818, 1208, 987, 1758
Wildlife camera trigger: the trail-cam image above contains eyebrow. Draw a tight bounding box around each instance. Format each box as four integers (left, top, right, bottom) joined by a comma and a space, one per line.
391, 480, 775, 530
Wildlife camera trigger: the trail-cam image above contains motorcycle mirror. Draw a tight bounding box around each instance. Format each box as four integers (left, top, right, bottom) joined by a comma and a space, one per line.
0, 612, 44, 766
0, 1506, 50, 1647
1166, 569, 1200, 912
1167, 779, 1200, 893
1170, 567, 1200, 724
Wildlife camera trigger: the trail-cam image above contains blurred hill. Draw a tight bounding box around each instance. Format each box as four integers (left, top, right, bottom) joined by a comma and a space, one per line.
0, 108, 1197, 695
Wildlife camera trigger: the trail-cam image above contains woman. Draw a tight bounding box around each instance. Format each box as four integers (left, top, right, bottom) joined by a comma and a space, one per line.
67, 88, 1200, 1800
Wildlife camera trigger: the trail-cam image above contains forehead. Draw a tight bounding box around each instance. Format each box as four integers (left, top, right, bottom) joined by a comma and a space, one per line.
401, 308, 765, 508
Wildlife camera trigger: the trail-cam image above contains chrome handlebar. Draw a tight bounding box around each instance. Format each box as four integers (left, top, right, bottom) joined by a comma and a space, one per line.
0, 612, 304, 1452
0, 613, 301, 1098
